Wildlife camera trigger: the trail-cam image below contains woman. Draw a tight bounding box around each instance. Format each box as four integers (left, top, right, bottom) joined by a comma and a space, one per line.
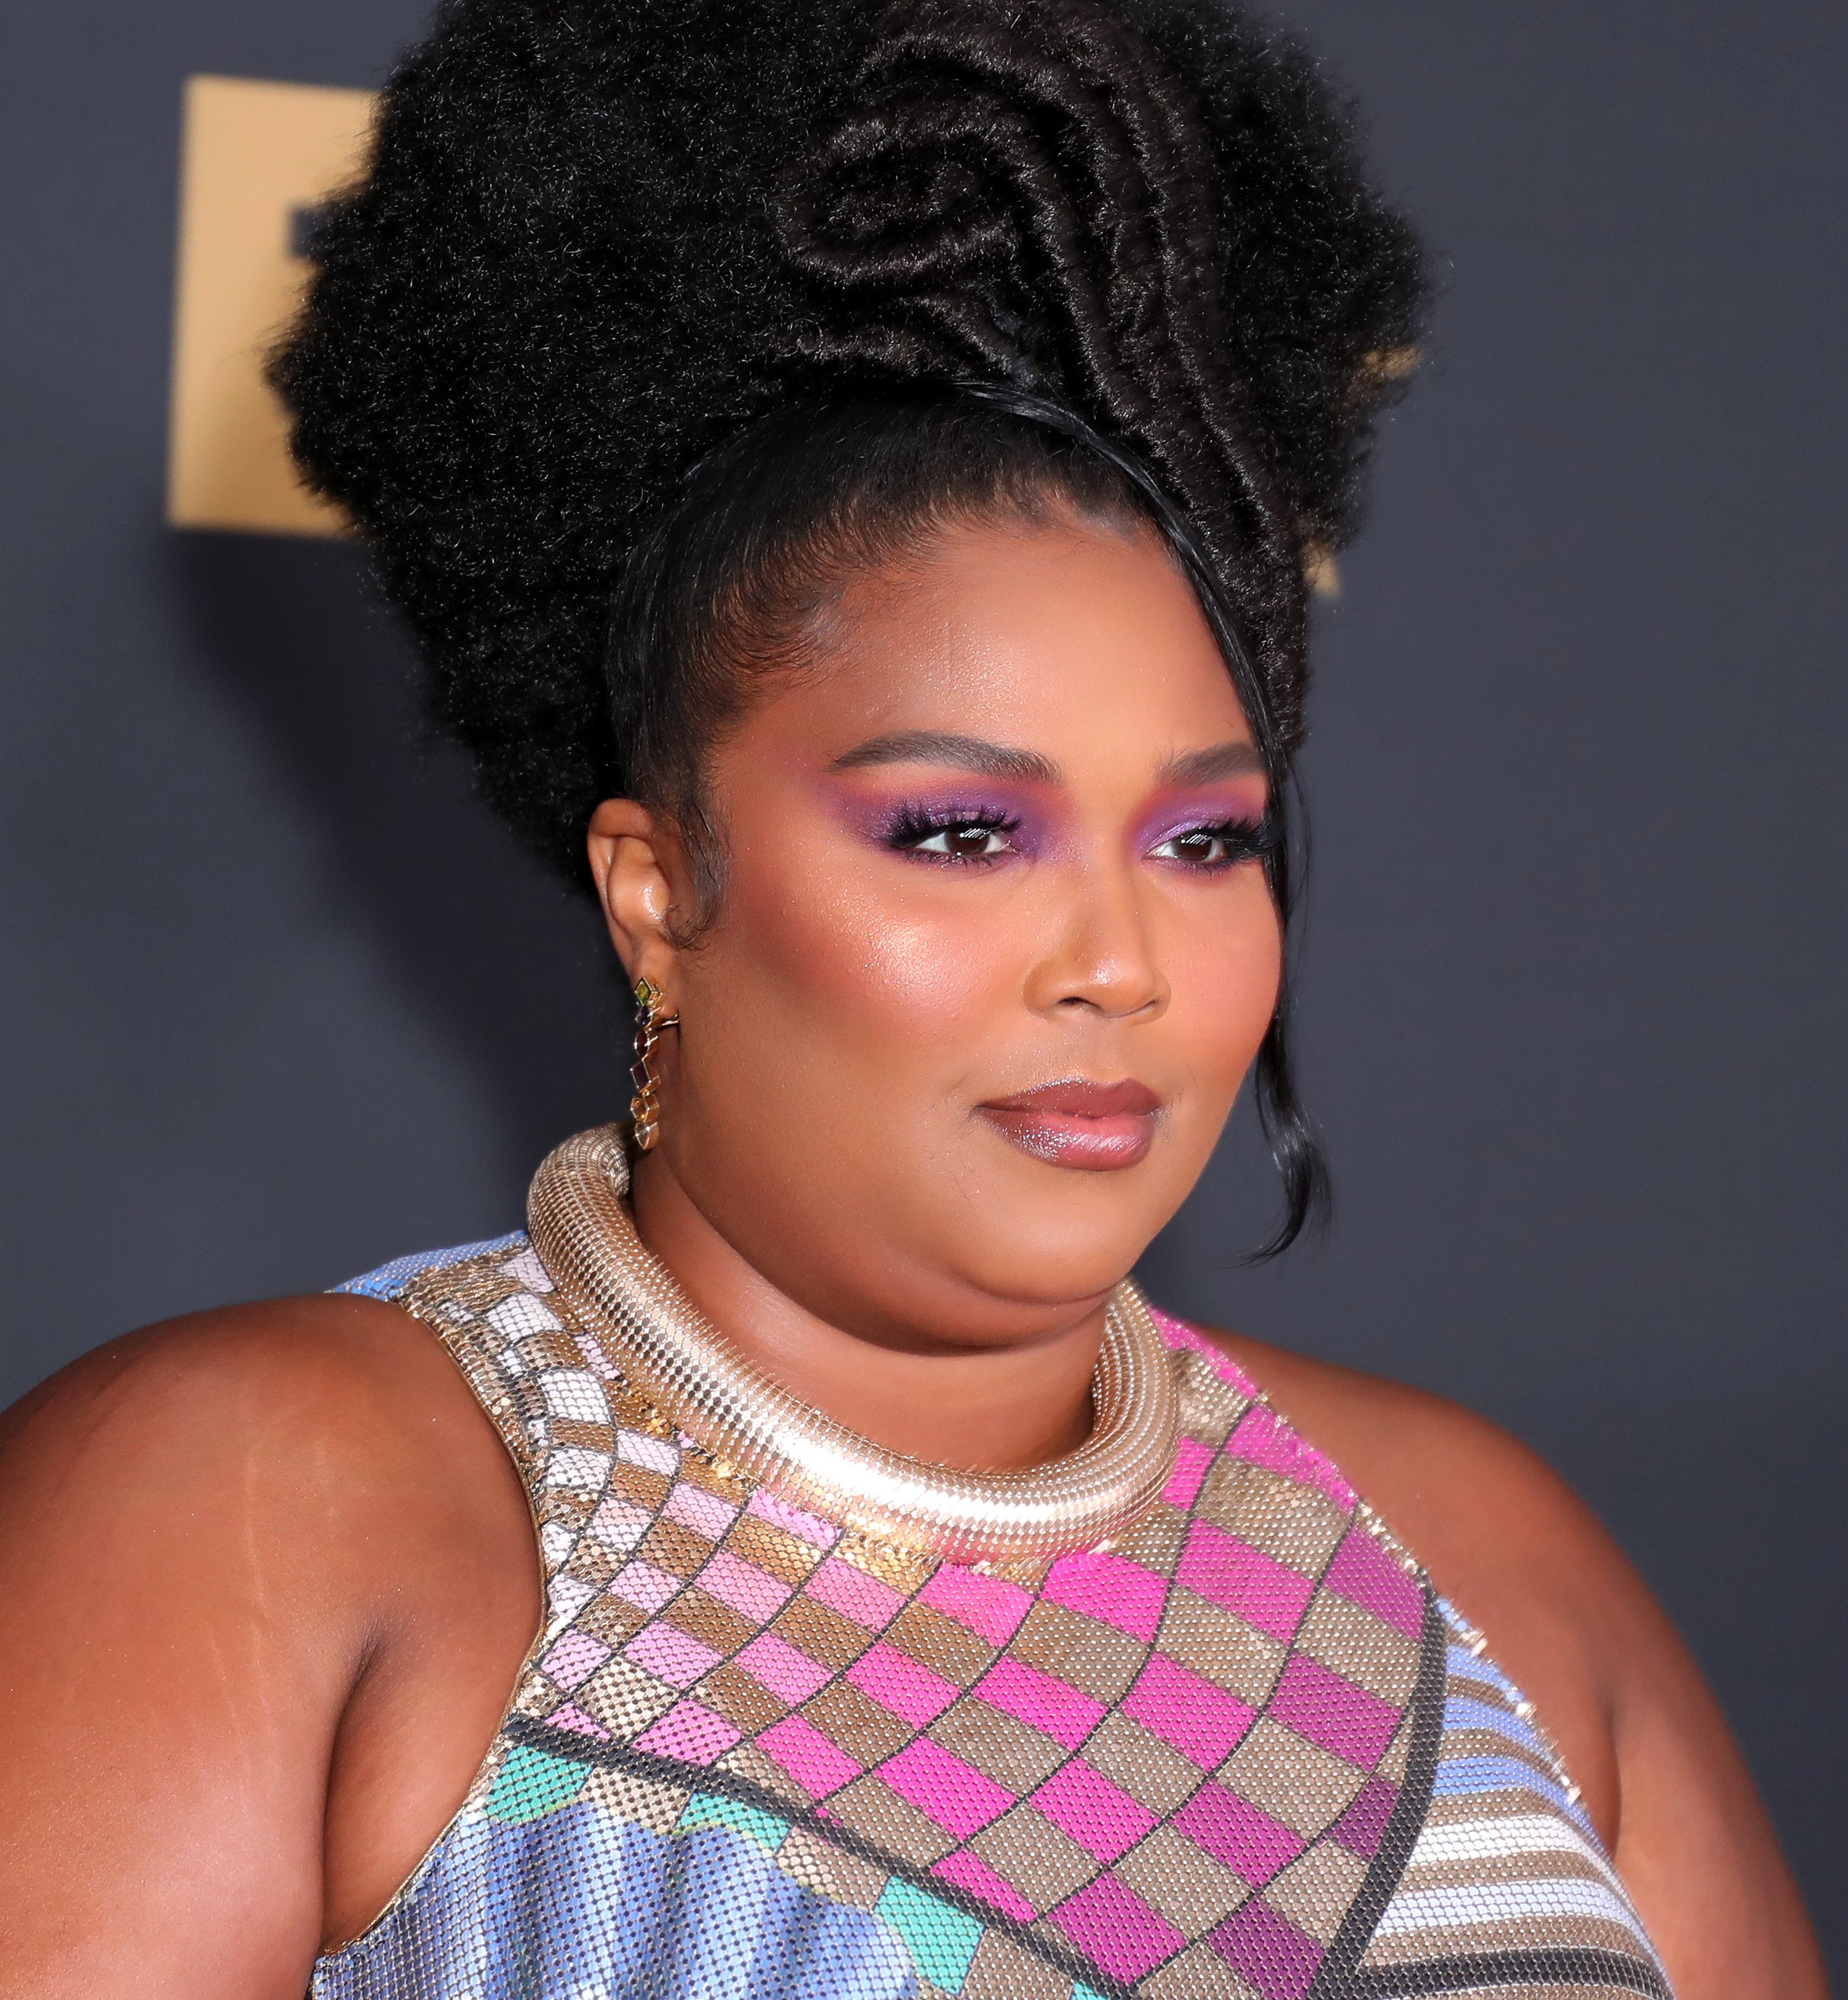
0, 0, 1822, 1993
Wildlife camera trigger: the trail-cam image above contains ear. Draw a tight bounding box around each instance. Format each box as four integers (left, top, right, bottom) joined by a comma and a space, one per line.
587, 798, 682, 995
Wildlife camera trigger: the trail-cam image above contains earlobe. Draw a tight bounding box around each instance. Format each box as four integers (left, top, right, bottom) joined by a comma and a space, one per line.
586, 798, 678, 989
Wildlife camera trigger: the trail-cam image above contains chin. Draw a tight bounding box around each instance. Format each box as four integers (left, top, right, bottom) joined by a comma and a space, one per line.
944, 1207, 1163, 1314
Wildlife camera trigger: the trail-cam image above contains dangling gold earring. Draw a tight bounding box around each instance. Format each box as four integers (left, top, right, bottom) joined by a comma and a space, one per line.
629, 975, 678, 1152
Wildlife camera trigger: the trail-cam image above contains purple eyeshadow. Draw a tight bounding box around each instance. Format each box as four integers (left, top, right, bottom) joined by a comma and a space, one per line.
822, 770, 1269, 862
1134, 784, 1270, 854
827, 779, 1051, 857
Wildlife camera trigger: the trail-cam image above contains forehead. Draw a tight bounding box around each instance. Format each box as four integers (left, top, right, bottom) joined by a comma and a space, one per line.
738, 511, 1253, 769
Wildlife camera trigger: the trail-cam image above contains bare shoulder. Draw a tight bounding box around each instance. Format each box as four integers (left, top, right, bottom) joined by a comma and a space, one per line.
0, 1290, 511, 1563
0, 1290, 531, 1760
1192, 1325, 1826, 2000
0, 1285, 535, 1734
0, 1293, 539, 1993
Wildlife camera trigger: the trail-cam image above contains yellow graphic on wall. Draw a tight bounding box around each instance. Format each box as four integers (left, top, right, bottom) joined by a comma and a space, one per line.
167, 75, 377, 537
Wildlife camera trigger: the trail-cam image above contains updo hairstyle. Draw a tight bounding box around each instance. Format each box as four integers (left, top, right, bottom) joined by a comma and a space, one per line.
270, 0, 1429, 1250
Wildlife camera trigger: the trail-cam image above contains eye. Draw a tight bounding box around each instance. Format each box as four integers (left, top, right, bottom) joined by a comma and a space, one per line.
901, 820, 1018, 861
1151, 819, 1276, 869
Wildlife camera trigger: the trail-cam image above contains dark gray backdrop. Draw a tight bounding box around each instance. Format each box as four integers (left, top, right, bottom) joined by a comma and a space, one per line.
3, 0, 1843, 1966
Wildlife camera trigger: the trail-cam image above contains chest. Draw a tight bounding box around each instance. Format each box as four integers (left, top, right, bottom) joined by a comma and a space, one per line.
314, 1236, 1668, 1999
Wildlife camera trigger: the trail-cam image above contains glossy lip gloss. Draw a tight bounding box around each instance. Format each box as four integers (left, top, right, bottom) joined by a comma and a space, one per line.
977, 1078, 1162, 1170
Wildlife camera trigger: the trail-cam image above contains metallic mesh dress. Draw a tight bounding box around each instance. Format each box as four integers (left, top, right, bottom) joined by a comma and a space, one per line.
312, 1228, 1670, 2000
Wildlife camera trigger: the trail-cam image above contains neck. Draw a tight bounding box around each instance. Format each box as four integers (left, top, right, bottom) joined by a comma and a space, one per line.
626, 1150, 1105, 1473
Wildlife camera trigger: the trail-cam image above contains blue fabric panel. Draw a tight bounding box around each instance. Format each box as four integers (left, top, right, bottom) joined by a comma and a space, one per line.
333, 1235, 527, 1302
313, 1801, 921, 2000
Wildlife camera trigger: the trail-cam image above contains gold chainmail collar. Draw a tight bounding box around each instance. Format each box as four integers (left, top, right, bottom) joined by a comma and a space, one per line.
527, 1125, 1180, 1568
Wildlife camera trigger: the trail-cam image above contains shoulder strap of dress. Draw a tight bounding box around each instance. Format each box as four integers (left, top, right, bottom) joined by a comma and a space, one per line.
336, 1233, 578, 1495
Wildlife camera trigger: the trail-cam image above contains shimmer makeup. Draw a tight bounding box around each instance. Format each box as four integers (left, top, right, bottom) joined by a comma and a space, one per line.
977, 1078, 1161, 1170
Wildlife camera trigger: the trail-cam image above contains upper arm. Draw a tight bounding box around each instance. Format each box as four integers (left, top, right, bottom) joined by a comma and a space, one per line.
1598, 1564, 1826, 1997
1442, 1423, 1825, 1997
1200, 1330, 1826, 2000
0, 1301, 414, 1997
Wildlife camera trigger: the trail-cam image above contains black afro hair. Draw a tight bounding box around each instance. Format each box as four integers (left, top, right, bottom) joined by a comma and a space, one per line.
272, 0, 1426, 882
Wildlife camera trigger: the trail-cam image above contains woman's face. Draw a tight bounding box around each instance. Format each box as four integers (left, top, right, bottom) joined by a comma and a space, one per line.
605, 508, 1282, 1352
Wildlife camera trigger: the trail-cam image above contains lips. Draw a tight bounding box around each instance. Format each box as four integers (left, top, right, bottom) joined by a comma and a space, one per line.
977, 1078, 1162, 1170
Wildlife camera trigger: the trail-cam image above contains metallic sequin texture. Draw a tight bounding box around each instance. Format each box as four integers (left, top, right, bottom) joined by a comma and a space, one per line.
528, 1124, 1180, 1569
314, 1224, 1674, 1999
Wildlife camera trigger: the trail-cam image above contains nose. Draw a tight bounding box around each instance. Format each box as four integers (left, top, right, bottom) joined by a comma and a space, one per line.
1022, 854, 1170, 1021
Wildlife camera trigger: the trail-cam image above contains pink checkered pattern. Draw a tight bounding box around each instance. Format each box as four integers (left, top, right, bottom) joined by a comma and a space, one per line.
403, 1244, 1432, 2000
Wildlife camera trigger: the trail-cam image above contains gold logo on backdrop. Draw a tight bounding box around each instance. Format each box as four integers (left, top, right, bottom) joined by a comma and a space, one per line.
166, 75, 377, 537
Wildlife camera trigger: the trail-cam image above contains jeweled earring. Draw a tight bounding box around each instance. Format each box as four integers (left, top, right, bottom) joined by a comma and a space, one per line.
629, 975, 679, 1152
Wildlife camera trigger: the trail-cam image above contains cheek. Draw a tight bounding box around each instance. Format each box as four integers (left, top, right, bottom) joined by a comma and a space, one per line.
1159, 874, 1284, 1091
707, 836, 1017, 1063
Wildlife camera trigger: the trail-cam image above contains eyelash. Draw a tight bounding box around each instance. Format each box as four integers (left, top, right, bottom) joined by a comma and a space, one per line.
884, 805, 1021, 865
883, 807, 1279, 870
1149, 816, 1279, 871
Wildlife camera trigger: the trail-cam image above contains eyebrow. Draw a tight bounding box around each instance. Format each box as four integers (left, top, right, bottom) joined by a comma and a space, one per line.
828, 731, 1264, 788
1158, 740, 1266, 785
830, 730, 1060, 785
